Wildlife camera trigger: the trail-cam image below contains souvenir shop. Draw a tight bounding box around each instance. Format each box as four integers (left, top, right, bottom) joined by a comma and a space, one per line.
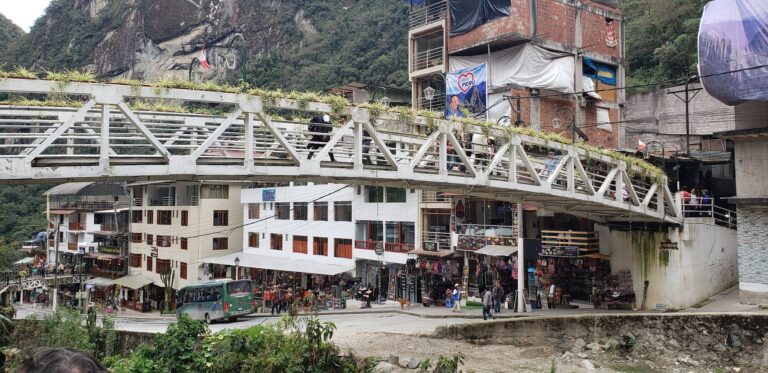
245, 267, 356, 309
411, 254, 463, 306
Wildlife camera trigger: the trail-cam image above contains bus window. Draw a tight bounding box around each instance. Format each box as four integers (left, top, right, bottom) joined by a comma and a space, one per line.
177, 290, 185, 307
212, 288, 222, 301
202, 288, 212, 302
227, 281, 252, 296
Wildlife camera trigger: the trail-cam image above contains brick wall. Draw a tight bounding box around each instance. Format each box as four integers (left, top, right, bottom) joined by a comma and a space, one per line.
536, 0, 576, 47
580, 7, 621, 59
582, 104, 619, 149
447, 0, 531, 53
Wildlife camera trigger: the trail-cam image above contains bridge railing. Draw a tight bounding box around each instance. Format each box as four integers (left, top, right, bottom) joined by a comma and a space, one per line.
0, 78, 680, 224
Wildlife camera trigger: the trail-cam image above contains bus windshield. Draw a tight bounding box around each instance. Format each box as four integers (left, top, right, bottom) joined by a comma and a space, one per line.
226, 280, 252, 297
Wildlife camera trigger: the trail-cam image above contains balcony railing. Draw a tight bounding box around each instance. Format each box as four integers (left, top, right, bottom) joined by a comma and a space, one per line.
149, 196, 176, 206
51, 201, 116, 211
421, 231, 452, 251
68, 223, 85, 231
99, 224, 117, 232
682, 202, 737, 229
421, 191, 451, 203
412, 47, 444, 72
416, 96, 446, 112
354, 240, 414, 253
409, 1, 447, 29
67, 242, 78, 251
132, 198, 143, 206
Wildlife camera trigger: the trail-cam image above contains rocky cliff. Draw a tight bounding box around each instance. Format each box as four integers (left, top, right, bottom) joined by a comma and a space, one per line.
5, 0, 409, 90
0, 13, 23, 54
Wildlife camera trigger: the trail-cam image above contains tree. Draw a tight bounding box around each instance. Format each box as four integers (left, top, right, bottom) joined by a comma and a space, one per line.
160, 267, 175, 314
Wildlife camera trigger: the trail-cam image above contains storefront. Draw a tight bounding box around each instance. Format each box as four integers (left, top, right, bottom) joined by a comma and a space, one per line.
407, 250, 462, 306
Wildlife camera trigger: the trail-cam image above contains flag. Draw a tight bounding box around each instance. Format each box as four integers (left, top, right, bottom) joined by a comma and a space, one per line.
638, 139, 647, 152
605, 20, 618, 48
199, 46, 210, 69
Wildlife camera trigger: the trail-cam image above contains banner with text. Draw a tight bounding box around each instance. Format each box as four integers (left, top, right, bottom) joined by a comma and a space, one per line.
445, 63, 487, 119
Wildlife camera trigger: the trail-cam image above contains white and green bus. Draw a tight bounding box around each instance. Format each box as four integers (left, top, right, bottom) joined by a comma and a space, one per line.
176, 279, 255, 323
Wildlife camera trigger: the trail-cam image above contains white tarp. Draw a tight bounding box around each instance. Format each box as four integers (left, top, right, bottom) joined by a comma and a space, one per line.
597, 108, 612, 132
14, 257, 33, 265
487, 91, 512, 124
449, 44, 575, 94
201, 252, 355, 276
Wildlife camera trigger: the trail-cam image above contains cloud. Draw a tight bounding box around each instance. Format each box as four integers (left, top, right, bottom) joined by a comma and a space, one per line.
0, 0, 52, 32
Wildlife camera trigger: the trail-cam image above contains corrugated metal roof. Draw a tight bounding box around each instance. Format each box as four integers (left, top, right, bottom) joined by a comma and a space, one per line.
44, 182, 125, 196
44, 182, 93, 196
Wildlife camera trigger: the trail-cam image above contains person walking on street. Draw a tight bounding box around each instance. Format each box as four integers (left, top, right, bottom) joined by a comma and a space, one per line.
482, 287, 494, 320
493, 281, 505, 314
451, 283, 462, 312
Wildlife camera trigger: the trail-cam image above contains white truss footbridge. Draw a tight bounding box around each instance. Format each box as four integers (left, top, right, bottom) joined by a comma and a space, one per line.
0, 78, 680, 223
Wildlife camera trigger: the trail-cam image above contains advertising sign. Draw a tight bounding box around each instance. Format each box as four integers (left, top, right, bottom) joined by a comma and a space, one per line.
445, 63, 487, 119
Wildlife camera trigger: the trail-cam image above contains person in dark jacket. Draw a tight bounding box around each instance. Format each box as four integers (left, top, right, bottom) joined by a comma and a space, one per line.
307, 114, 335, 162
493, 281, 505, 313
482, 287, 494, 320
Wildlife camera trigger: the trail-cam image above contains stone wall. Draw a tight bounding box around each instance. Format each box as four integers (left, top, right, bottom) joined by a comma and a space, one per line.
736, 206, 768, 305
433, 313, 768, 369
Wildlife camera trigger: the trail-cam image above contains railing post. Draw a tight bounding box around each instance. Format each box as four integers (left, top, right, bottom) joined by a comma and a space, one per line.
100, 104, 110, 171
244, 112, 254, 171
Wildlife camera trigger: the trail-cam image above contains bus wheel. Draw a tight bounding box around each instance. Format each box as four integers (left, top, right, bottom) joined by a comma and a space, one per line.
204, 313, 212, 324
228, 316, 238, 322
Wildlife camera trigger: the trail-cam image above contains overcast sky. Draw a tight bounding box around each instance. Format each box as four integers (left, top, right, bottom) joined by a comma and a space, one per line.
0, 0, 52, 32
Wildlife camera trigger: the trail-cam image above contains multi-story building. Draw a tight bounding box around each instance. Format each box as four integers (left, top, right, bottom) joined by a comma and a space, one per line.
126, 181, 244, 309
408, 0, 625, 148
44, 182, 129, 279
205, 182, 420, 302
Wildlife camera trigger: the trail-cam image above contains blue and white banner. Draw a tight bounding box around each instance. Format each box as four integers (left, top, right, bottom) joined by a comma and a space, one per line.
445, 63, 487, 119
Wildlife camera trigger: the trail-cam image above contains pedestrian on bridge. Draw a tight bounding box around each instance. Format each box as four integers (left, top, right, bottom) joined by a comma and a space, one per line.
307, 115, 336, 162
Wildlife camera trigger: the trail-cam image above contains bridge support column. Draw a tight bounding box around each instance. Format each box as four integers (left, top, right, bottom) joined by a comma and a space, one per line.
516, 201, 525, 313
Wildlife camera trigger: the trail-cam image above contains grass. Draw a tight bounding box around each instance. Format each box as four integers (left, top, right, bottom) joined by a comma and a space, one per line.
0, 68, 665, 180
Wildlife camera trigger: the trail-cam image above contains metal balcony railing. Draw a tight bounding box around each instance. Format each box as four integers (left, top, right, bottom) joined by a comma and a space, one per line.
682, 202, 737, 229
421, 231, 452, 251
411, 47, 444, 73
409, 1, 447, 29
132, 198, 143, 206
354, 240, 414, 253
149, 197, 175, 206
51, 201, 116, 211
416, 96, 445, 112
421, 191, 451, 203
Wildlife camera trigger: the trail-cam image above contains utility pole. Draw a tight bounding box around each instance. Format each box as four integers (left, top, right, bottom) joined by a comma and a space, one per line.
667, 77, 701, 155
52, 223, 61, 311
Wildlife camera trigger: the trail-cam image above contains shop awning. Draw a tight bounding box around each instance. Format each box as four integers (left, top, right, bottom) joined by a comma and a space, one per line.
85, 253, 124, 260
583, 252, 610, 260
47, 209, 77, 215
14, 257, 34, 265
112, 275, 153, 289
476, 245, 516, 256
85, 277, 115, 287
408, 249, 456, 258
201, 252, 355, 276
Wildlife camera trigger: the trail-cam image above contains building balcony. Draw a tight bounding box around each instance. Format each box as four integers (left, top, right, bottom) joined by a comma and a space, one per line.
415, 96, 446, 113
67, 242, 78, 251
409, 1, 447, 30
354, 240, 414, 254
68, 223, 85, 231
420, 191, 451, 204
411, 47, 445, 77
421, 231, 452, 251
132, 198, 143, 207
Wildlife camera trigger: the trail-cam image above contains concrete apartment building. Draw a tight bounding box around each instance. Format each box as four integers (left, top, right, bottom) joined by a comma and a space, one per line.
126, 181, 243, 307
408, 0, 625, 148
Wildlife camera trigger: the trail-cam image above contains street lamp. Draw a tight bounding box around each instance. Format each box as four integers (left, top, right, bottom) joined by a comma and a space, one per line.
423, 86, 436, 111
379, 96, 391, 107
234, 257, 240, 281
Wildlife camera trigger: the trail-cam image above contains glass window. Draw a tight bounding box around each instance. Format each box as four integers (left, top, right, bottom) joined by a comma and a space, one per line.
365, 186, 384, 203
248, 203, 260, 219
334, 239, 352, 259
180, 262, 188, 279
146, 234, 153, 245
156, 235, 172, 247
334, 201, 352, 221
180, 237, 188, 250
276, 203, 290, 220
248, 233, 259, 247
293, 203, 308, 220
212, 237, 228, 250
401, 222, 415, 244
357, 221, 383, 241
270, 234, 283, 250
313, 202, 328, 221
131, 233, 142, 243
386, 188, 406, 203
157, 210, 171, 225
293, 235, 308, 254
181, 211, 188, 226
130, 254, 142, 267
313, 237, 328, 256
386, 223, 399, 243
201, 184, 229, 199
213, 210, 229, 226
131, 210, 142, 223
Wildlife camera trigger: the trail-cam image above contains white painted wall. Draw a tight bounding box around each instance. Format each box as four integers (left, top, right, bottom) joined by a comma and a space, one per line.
597, 219, 738, 310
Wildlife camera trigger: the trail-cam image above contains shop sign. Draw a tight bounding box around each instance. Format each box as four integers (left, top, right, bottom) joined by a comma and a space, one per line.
262, 189, 276, 201
375, 242, 384, 256
423, 241, 437, 252
660, 239, 678, 250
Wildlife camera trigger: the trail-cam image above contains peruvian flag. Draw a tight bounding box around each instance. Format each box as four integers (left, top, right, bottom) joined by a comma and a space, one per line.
199, 46, 210, 69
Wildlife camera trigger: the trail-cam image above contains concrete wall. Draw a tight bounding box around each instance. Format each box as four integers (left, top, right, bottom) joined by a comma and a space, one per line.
734, 141, 768, 197
596, 219, 737, 310
623, 82, 736, 153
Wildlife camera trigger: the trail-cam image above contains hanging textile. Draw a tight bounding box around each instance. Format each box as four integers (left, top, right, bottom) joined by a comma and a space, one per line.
449, 0, 511, 35
583, 57, 617, 86
605, 20, 618, 48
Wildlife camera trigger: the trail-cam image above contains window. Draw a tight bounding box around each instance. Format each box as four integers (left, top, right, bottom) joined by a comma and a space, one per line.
156, 235, 172, 247
248, 203, 260, 219
293, 236, 308, 254
180, 237, 188, 251
146, 257, 153, 272
157, 210, 171, 225
213, 210, 229, 226
293, 203, 308, 220
130, 254, 142, 268
131, 210, 142, 223
276, 203, 290, 220
314, 202, 328, 221
334, 201, 352, 221
248, 232, 259, 247
212, 237, 228, 251
356, 221, 383, 241
156, 259, 170, 274
146, 210, 153, 224
313, 237, 328, 256
334, 239, 352, 259
146, 234, 154, 245
180, 262, 188, 280
131, 233, 142, 243
386, 222, 415, 244
201, 184, 229, 199
386, 187, 406, 203
181, 211, 188, 226
270, 234, 283, 250
365, 186, 384, 203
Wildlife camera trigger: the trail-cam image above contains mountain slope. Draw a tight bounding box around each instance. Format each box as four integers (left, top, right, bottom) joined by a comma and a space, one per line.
0, 13, 24, 58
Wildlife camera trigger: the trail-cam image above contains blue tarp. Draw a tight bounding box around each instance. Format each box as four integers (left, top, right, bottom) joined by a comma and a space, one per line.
402, 0, 426, 5
583, 57, 617, 85
698, 0, 768, 105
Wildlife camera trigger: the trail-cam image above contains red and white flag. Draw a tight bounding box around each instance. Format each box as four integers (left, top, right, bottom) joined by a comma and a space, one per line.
638, 139, 647, 152
605, 20, 618, 48
199, 46, 210, 69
